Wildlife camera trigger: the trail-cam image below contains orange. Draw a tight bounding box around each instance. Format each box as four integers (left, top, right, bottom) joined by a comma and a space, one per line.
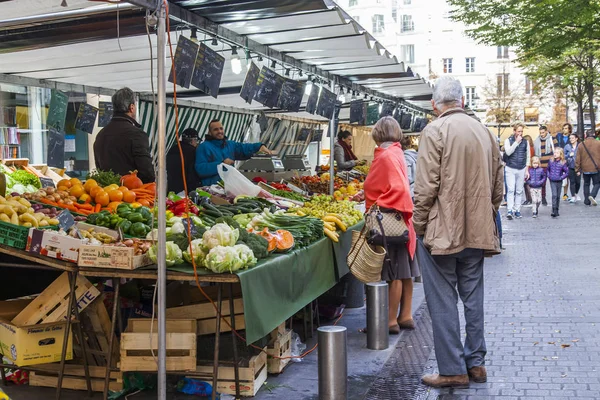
79, 193, 92, 204
94, 191, 110, 207
69, 184, 85, 198
69, 178, 82, 187
104, 184, 119, 192
57, 185, 69, 192
118, 186, 130, 193
108, 189, 123, 202
107, 201, 122, 211
89, 185, 103, 199
57, 179, 72, 189
122, 191, 136, 203
83, 179, 98, 193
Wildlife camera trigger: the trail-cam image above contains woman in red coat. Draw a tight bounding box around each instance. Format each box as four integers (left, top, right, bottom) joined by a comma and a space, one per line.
363, 116, 420, 334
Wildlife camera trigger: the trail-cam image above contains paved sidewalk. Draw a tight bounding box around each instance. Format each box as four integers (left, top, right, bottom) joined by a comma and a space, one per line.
412, 200, 600, 399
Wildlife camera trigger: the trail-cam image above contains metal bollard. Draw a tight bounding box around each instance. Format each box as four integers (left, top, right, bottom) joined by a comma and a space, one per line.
318, 326, 347, 400
366, 281, 389, 350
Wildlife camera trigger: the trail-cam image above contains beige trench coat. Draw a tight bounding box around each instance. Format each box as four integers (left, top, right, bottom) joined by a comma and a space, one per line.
413, 108, 504, 256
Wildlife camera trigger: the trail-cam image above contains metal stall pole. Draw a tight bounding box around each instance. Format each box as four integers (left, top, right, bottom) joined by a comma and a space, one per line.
329, 81, 336, 196
366, 282, 389, 350
318, 326, 347, 400
156, 4, 169, 399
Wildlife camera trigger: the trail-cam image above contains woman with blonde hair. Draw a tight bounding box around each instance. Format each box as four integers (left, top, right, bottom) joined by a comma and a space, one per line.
363, 116, 419, 333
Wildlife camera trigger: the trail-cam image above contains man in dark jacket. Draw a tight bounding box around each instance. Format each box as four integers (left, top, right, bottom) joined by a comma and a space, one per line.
166, 128, 201, 194
93, 88, 155, 183
575, 130, 600, 206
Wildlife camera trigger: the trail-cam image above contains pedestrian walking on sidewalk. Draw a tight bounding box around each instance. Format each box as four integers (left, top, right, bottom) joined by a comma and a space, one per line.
522, 135, 535, 206
547, 149, 569, 217
414, 76, 504, 389
526, 156, 547, 218
564, 133, 581, 203
363, 116, 420, 335
576, 130, 600, 206
503, 122, 531, 219
534, 125, 557, 206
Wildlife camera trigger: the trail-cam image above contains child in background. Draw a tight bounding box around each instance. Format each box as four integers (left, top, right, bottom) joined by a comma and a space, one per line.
527, 156, 547, 218
546, 148, 569, 218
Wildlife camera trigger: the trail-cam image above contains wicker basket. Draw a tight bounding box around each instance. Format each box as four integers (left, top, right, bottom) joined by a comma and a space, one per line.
347, 230, 386, 283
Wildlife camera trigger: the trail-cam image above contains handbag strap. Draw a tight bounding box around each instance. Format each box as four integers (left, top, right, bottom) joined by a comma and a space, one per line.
581, 141, 600, 172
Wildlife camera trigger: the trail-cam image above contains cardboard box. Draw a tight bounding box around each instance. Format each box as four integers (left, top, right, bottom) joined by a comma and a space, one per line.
78, 245, 152, 270
26, 223, 120, 264
0, 301, 73, 367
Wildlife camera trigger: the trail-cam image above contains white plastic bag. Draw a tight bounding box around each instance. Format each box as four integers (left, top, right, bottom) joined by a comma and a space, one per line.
289, 331, 306, 363
217, 163, 261, 198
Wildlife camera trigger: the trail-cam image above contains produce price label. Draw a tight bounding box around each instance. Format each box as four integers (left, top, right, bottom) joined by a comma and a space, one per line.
57, 210, 76, 230
350, 100, 366, 125
277, 78, 305, 112
75, 103, 99, 134
39, 177, 55, 188
98, 102, 113, 127
316, 87, 336, 120
379, 102, 395, 119
305, 84, 319, 115
169, 35, 198, 89
182, 217, 198, 238
254, 67, 285, 108
47, 128, 65, 169
191, 43, 225, 98
240, 62, 261, 104
46, 90, 69, 132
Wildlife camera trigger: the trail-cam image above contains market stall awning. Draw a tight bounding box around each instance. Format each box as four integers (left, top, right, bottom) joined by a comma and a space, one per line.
0, 0, 433, 115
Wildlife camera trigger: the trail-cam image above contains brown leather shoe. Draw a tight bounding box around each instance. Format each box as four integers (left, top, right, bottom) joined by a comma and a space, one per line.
397, 319, 415, 330
421, 373, 469, 388
468, 366, 487, 383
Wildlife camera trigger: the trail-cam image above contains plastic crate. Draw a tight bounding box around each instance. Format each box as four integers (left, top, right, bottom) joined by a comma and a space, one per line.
0, 220, 58, 250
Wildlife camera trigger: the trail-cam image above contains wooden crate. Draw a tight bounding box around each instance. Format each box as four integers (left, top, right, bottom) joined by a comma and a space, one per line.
187, 349, 268, 397
11, 272, 100, 325
77, 297, 119, 366
120, 318, 196, 372
266, 329, 292, 374
166, 298, 245, 335
29, 363, 122, 392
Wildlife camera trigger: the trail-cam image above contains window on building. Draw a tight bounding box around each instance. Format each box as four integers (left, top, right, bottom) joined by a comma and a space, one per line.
443, 58, 453, 73
497, 73, 510, 96
524, 107, 539, 123
497, 46, 509, 59
400, 45, 415, 64
465, 87, 477, 108
392, 2, 398, 22
401, 15, 415, 32
525, 76, 537, 95
404, 0, 412, 4
465, 57, 475, 73
353, 15, 360, 23
372, 14, 385, 34
349, 0, 358, 6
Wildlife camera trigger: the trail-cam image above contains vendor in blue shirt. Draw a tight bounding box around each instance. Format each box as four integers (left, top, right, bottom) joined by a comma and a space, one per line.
195, 119, 273, 185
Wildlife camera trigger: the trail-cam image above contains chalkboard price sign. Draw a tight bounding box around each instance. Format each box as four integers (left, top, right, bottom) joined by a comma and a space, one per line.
75, 103, 99, 134
47, 128, 65, 169
39, 177, 55, 189
169, 35, 199, 89
349, 100, 366, 125
240, 62, 261, 104
316, 87, 336, 120
182, 217, 198, 238
311, 130, 323, 143
278, 78, 305, 112
57, 210, 76, 231
366, 104, 379, 125
191, 43, 225, 98
46, 90, 69, 132
255, 67, 285, 108
297, 128, 312, 142
98, 102, 113, 127
305, 84, 319, 115
379, 102, 395, 118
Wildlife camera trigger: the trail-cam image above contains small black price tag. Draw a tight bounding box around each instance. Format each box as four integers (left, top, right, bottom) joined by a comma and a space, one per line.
182, 217, 198, 238
39, 177, 55, 188
57, 209, 76, 230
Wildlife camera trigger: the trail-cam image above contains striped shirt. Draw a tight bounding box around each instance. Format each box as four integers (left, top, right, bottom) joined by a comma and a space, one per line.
539, 137, 558, 168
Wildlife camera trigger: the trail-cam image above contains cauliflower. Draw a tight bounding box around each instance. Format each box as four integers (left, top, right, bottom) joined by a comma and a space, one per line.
202, 223, 239, 249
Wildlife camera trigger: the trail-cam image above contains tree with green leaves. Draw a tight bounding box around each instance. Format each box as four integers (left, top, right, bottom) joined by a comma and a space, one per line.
448, 0, 600, 132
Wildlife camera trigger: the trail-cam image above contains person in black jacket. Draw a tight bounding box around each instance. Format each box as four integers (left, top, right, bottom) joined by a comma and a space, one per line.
166, 128, 202, 194
93, 88, 155, 183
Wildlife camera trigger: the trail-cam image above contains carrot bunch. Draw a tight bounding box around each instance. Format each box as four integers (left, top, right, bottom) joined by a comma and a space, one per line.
39, 198, 96, 216
131, 182, 156, 207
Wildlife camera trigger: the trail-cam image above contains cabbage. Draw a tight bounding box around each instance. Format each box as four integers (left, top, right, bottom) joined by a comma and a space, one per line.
233, 244, 257, 269
205, 246, 241, 273
169, 221, 185, 235
183, 238, 207, 266
202, 223, 239, 250
148, 241, 183, 267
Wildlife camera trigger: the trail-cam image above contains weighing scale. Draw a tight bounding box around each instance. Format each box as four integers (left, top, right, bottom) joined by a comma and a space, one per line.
282, 155, 312, 179
238, 155, 287, 182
